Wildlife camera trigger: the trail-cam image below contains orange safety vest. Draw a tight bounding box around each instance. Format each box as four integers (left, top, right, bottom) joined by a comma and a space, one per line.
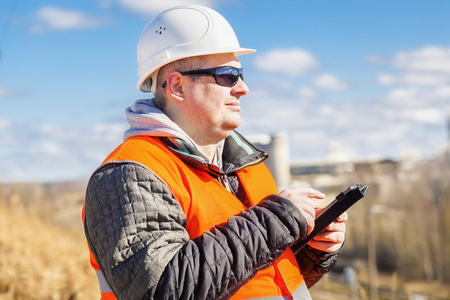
83, 136, 309, 300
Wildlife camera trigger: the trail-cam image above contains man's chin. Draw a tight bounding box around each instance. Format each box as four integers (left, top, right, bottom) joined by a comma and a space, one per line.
226, 120, 241, 131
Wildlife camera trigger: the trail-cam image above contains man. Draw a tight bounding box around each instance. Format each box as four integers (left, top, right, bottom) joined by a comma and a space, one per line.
83, 5, 347, 300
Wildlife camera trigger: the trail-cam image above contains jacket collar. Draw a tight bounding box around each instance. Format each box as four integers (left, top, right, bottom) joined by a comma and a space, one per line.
160, 131, 268, 177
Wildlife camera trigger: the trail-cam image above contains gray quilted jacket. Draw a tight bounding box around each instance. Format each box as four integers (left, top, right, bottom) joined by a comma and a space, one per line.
83, 99, 342, 300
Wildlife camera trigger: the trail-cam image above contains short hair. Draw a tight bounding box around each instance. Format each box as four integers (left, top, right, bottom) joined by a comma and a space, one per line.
154, 56, 204, 110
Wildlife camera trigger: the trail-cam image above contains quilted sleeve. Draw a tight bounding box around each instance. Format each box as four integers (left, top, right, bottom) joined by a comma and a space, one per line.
84, 163, 309, 300
84, 163, 190, 299
143, 194, 309, 300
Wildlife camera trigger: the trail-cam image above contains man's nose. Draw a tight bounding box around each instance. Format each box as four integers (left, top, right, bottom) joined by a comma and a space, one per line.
232, 78, 249, 96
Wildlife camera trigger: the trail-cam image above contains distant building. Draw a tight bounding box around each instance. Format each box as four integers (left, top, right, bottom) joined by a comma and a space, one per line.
250, 133, 399, 198
290, 142, 398, 198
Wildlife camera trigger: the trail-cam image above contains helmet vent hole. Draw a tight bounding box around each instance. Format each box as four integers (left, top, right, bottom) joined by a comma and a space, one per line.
156, 27, 166, 35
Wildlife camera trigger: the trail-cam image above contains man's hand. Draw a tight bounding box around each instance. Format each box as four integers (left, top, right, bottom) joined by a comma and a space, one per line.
308, 210, 348, 253
278, 187, 325, 235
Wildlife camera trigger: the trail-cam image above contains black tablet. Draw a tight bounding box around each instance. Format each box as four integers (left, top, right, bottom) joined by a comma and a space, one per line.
291, 184, 369, 254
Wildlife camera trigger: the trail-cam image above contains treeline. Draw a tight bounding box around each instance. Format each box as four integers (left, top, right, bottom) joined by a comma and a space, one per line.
338, 155, 450, 283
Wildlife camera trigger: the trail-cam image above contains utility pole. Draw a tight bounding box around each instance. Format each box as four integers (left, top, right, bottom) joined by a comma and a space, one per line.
368, 205, 388, 300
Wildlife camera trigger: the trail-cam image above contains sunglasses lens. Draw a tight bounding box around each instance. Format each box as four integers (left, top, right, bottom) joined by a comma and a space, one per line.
215, 67, 242, 87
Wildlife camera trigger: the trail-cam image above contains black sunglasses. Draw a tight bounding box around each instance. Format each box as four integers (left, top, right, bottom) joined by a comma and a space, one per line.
162, 66, 244, 88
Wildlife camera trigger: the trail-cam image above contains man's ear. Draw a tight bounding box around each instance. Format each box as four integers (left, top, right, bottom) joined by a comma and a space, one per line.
166, 72, 185, 102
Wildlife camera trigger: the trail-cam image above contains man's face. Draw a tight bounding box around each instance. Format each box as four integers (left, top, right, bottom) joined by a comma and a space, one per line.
182, 53, 249, 145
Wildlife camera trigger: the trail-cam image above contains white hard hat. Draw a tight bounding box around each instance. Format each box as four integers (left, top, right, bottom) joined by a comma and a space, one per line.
136, 5, 256, 94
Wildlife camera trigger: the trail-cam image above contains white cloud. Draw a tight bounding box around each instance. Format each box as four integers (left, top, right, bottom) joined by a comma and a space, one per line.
29, 140, 65, 156
400, 72, 450, 86
393, 46, 450, 73
372, 45, 450, 137
0, 121, 127, 182
297, 86, 317, 98
0, 87, 13, 98
312, 73, 350, 90
245, 45, 450, 163
432, 85, 450, 99
403, 108, 443, 124
117, 0, 215, 15
365, 54, 388, 65
253, 48, 319, 76
378, 72, 450, 86
242, 72, 450, 162
0, 118, 11, 130
31, 6, 109, 33
378, 73, 397, 85
385, 87, 420, 105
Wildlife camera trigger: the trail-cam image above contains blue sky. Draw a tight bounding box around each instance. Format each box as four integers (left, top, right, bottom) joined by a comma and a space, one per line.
1, 0, 449, 182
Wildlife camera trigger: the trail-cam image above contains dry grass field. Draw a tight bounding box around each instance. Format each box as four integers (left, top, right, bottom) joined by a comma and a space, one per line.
1, 201, 449, 300
0, 202, 98, 300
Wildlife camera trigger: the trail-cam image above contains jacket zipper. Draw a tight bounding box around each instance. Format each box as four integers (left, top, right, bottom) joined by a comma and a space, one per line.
218, 173, 233, 192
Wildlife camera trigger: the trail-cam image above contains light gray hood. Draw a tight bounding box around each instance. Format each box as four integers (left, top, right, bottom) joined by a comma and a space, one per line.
123, 98, 198, 149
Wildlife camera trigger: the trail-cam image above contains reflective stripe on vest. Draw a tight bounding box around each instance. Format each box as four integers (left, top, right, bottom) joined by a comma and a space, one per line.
84, 136, 310, 299
96, 270, 113, 293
